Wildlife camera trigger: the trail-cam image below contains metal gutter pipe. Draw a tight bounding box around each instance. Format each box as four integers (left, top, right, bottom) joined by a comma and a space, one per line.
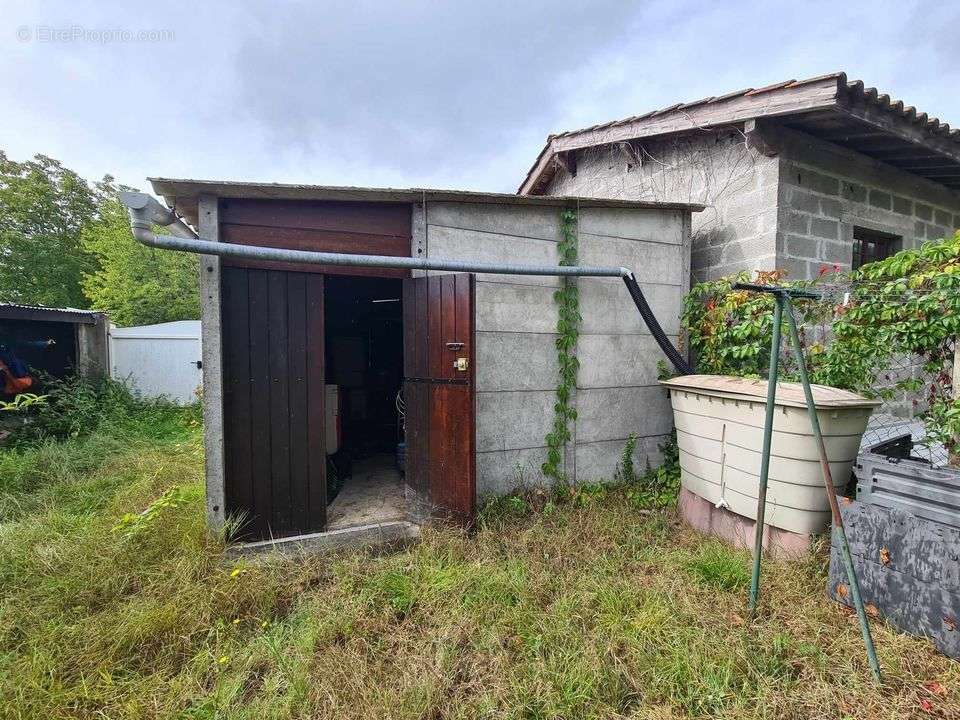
120, 192, 694, 374
120, 191, 198, 239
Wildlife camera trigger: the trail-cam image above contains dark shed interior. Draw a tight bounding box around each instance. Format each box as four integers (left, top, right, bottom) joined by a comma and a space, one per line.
0, 319, 76, 397
324, 275, 405, 530
0, 304, 108, 399
324, 275, 404, 459
218, 199, 413, 540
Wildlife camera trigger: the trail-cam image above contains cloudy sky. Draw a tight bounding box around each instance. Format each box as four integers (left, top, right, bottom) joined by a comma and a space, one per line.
2, 1, 958, 194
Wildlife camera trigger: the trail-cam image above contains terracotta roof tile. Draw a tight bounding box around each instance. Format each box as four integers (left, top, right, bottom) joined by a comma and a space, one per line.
521, 71, 959, 193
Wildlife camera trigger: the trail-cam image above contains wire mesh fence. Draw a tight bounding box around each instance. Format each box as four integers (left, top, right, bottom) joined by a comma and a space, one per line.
801, 280, 956, 468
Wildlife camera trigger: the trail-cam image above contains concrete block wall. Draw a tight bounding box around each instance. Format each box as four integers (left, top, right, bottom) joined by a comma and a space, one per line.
573, 207, 686, 482
541, 125, 960, 284
772, 125, 960, 279
544, 131, 779, 282
422, 201, 688, 496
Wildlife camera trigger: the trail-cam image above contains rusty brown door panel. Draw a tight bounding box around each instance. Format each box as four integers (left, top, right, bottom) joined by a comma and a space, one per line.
402, 273, 475, 524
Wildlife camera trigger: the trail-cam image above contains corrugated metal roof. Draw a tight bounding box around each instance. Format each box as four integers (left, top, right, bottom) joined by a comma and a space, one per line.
150, 179, 705, 227
0, 302, 103, 324
0, 302, 99, 314
661, 374, 881, 409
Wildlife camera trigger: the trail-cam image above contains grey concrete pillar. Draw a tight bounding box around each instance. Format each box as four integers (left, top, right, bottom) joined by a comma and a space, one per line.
75, 313, 110, 377
198, 195, 226, 530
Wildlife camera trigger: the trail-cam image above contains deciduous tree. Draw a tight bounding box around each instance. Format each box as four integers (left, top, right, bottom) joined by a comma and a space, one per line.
81, 196, 200, 327
0, 153, 98, 307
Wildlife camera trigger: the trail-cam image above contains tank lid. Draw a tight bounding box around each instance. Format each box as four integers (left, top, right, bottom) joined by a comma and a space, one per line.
660, 374, 881, 409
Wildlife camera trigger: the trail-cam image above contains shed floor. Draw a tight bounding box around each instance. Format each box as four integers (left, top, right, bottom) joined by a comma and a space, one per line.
327, 454, 407, 530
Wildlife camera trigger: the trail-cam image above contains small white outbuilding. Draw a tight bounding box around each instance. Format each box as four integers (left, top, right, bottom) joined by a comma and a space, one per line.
109, 320, 202, 404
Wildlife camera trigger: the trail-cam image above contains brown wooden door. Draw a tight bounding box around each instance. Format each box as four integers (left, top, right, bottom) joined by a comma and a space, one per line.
221, 267, 327, 540
402, 273, 476, 524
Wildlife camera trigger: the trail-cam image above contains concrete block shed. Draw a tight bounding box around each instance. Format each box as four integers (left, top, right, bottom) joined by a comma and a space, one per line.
147, 179, 701, 544
520, 72, 960, 282
0, 303, 110, 386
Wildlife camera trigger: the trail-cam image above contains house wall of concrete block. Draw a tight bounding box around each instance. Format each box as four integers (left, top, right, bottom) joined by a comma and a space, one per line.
541, 126, 960, 285
771, 125, 960, 279
419, 201, 690, 496
544, 131, 779, 282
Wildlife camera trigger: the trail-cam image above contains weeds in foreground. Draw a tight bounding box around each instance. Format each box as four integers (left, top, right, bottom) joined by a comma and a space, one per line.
12, 372, 202, 443
682, 541, 753, 592
1, 419, 958, 719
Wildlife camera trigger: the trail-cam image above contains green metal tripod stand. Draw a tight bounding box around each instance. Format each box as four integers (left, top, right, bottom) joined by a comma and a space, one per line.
733, 282, 882, 683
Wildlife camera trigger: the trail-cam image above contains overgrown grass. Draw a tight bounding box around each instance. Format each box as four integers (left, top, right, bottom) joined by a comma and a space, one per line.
682, 541, 753, 592
0, 376, 200, 519
1, 418, 958, 719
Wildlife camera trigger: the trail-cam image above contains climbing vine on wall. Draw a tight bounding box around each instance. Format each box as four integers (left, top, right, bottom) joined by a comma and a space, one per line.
681, 232, 960, 458
542, 209, 581, 481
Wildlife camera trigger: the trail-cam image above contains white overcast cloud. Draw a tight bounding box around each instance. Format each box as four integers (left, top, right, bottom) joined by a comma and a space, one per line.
2, 0, 958, 193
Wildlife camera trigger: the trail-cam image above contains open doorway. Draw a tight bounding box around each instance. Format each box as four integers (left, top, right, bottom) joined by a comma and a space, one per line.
324, 275, 406, 530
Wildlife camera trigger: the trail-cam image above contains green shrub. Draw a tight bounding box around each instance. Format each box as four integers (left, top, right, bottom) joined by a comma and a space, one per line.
616, 433, 638, 484
680, 269, 831, 380
9, 373, 199, 445
681, 232, 960, 456
625, 434, 681, 509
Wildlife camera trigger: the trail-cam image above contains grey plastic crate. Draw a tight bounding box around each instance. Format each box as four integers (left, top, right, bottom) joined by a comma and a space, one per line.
829, 499, 960, 660
855, 452, 960, 530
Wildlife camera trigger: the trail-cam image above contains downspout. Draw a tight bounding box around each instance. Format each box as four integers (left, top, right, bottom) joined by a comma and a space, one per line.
120, 191, 198, 240
120, 192, 693, 375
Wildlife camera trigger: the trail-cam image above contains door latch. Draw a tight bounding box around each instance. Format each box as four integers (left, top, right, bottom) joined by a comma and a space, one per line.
453, 357, 469, 372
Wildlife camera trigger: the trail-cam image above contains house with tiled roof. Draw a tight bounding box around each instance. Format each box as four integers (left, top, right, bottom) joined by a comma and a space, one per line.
520, 73, 960, 281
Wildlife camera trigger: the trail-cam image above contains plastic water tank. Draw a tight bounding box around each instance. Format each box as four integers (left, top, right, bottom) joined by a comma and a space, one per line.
660, 375, 880, 534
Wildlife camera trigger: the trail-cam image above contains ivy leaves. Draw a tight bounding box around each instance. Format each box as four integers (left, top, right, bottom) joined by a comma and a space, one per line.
681, 232, 960, 458
543, 209, 581, 481
826, 233, 960, 452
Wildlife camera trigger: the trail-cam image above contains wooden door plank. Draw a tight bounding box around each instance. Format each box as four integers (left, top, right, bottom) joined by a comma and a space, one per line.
440, 275, 458, 381
305, 274, 327, 530
411, 277, 427, 378
427, 276, 444, 379
286, 273, 310, 533
429, 385, 474, 521
402, 280, 415, 379
454, 274, 472, 361
267, 270, 292, 535
404, 380, 429, 516
221, 267, 254, 538
247, 270, 273, 537
402, 278, 428, 514
402, 272, 476, 526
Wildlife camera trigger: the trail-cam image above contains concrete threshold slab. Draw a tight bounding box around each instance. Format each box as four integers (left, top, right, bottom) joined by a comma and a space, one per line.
226, 520, 421, 559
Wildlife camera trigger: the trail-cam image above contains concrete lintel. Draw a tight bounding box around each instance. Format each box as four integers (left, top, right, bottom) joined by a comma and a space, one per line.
744, 118, 781, 158
198, 194, 226, 530
226, 521, 421, 558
